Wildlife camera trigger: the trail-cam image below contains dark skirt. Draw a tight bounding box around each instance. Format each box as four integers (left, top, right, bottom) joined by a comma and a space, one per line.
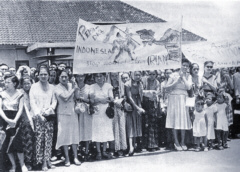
142, 98, 159, 149
0, 110, 23, 154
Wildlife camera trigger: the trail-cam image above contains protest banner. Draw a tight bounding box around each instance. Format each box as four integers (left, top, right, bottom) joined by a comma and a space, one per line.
73, 19, 182, 74
182, 39, 240, 69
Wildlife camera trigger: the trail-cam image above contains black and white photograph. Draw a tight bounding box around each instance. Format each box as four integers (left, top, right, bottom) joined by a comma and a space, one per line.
0, 0, 240, 171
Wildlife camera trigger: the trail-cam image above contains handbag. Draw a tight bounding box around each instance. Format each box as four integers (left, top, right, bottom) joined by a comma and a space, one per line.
75, 101, 87, 114
122, 99, 133, 112
106, 101, 115, 119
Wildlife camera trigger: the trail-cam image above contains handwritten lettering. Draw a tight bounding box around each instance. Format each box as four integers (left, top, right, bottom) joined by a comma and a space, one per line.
147, 55, 168, 66
78, 25, 104, 41
76, 46, 112, 55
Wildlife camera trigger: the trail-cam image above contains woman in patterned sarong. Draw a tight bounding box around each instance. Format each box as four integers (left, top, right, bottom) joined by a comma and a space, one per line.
29, 67, 57, 171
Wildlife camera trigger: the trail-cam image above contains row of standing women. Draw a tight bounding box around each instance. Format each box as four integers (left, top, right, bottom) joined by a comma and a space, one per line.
0, 59, 239, 171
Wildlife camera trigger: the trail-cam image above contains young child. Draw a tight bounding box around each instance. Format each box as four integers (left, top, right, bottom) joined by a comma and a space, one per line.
193, 98, 208, 152
215, 94, 230, 149
204, 95, 217, 150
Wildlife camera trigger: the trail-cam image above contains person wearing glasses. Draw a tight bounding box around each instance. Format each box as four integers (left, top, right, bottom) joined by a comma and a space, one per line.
165, 59, 192, 151
202, 61, 217, 97
142, 70, 160, 152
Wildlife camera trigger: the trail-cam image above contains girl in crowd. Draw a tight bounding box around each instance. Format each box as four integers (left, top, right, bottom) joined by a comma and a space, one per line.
142, 70, 160, 152
29, 67, 57, 171
0, 75, 28, 172
54, 70, 81, 166
125, 71, 145, 155
165, 59, 192, 151
193, 98, 208, 152
215, 94, 230, 149
202, 61, 217, 96
20, 77, 35, 170
89, 73, 114, 160
205, 95, 217, 150
74, 74, 92, 161
110, 72, 127, 156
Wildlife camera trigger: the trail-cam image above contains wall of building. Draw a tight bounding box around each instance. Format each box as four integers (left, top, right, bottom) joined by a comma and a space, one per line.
0, 47, 75, 69
0, 48, 37, 69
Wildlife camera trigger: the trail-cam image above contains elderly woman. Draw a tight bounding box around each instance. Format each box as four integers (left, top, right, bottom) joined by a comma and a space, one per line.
142, 70, 160, 152
202, 61, 217, 97
89, 73, 114, 160
165, 59, 192, 151
54, 70, 80, 166
74, 74, 92, 161
29, 67, 57, 171
125, 71, 145, 155
0, 75, 28, 172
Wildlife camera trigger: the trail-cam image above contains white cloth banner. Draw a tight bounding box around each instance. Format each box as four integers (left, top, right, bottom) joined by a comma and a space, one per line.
182, 39, 240, 68
73, 19, 182, 74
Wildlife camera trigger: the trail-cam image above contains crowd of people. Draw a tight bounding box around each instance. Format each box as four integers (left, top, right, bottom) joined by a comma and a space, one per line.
0, 59, 239, 172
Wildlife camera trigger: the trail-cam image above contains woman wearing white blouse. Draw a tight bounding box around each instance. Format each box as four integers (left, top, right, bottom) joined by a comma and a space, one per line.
29, 67, 57, 171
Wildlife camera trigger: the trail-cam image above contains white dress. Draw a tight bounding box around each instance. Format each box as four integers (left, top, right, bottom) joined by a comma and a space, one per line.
193, 110, 207, 137
77, 85, 93, 142
204, 104, 217, 139
54, 83, 80, 149
215, 103, 229, 131
90, 83, 114, 142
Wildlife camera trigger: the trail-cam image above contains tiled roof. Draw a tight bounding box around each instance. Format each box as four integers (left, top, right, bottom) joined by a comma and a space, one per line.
0, 0, 205, 45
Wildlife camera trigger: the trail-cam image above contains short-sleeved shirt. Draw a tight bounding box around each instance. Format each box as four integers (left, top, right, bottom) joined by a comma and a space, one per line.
0, 90, 23, 111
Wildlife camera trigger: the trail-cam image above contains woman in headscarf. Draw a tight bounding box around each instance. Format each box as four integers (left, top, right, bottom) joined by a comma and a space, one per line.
142, 70, 160, 152
125, 71, 145, 155
29, 67, 57, 171
89, 73, 114, 160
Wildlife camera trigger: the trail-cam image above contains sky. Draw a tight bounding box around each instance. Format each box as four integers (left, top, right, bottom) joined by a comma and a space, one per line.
122, 0, 240, 43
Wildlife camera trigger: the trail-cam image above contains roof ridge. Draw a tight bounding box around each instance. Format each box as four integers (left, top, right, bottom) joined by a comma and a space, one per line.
120, 1, 166, 22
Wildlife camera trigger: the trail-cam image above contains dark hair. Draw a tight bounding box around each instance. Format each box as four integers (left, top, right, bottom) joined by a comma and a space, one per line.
204, 61, 214, 67
93, 73, 106, 78
0, 63, 9, 69
39, 66, 50, 75
57, 69, 70, 83
20, 76, 33, 87
4, 75, 19, 89
182, 58, 191, 66
51, 63, 57, 67
190, 63, 199, 75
